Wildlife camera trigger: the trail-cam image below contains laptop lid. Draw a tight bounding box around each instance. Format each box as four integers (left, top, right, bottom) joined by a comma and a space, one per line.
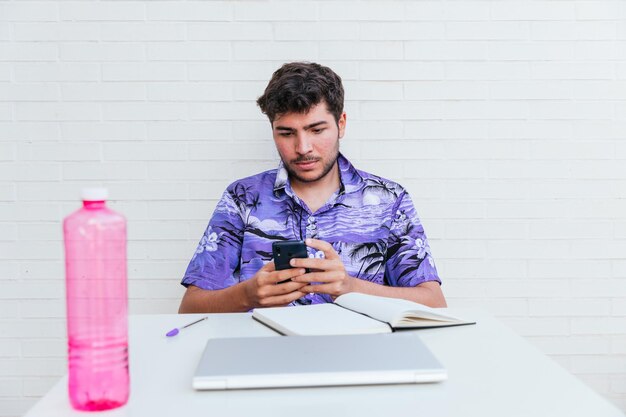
193, 332, 447, 390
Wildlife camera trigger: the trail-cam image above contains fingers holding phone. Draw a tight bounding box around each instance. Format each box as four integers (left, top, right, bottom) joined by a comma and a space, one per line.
244, 257, 308, 309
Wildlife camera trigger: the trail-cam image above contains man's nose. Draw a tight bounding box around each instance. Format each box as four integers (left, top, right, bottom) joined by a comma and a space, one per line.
295, 133, 313, 154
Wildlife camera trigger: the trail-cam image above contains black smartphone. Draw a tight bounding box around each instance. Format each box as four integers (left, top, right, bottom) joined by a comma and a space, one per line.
272, 240, 308, 283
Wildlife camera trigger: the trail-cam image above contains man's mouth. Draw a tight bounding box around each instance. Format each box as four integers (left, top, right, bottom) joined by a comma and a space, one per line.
293, 159, 319, 169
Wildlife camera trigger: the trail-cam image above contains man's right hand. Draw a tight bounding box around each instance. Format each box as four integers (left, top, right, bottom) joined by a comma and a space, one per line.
243, 261, 308, 309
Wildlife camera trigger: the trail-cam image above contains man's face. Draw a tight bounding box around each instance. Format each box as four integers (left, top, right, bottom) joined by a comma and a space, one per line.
272, 102, 346, 186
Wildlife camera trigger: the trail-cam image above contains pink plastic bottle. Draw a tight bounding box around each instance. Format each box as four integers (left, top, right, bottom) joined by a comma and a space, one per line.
63, 188, 129, 411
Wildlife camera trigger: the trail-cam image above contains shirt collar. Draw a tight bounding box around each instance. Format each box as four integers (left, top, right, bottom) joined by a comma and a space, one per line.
273, 153, 364, 197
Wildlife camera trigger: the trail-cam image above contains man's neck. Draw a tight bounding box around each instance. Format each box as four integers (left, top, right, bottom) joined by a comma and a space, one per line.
290, 163, 340, 213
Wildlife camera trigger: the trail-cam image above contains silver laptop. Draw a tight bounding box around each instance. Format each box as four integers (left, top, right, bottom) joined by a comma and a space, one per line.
192, 332, 447, 390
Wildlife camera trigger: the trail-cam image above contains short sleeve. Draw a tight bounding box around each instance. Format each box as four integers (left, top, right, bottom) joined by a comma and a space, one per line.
384, 191, 441, 287
181, 189, 245, 290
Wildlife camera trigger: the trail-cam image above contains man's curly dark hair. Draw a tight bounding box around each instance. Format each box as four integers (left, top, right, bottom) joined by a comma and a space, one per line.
257, 62, 344, 124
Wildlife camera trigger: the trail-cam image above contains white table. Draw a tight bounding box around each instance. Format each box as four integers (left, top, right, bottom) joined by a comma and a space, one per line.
24, 311, 625, 417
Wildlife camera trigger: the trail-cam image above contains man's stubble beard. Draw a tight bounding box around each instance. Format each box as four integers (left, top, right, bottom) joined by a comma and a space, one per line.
282, 137, 340, 184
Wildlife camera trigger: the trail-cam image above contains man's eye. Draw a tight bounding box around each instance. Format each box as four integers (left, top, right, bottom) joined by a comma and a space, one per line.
313, 129, 324, 134
280, 132, 293, 137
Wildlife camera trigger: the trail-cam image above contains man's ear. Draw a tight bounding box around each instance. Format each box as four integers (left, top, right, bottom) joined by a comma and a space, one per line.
338, 112, 347, 139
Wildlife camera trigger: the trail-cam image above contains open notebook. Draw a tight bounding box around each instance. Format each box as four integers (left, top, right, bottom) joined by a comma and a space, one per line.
252, 292, 475, 336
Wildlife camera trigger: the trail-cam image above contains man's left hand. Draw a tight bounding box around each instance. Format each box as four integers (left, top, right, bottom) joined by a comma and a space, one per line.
289, 238, 357, 299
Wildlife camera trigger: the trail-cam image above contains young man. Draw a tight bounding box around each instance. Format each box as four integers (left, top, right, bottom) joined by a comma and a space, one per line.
179, 62, 446, 313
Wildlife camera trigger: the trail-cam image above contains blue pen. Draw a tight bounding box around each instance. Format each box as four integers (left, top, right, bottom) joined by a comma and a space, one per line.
165, 316, 208, 337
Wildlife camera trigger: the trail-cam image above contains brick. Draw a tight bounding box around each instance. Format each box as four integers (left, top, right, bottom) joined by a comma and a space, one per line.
445, 62, 530, 80
0, 22, 10, 41
0, 203, 60, 222
19, 300, 64, 319
502, 317, 570, 336
60, 42, 146, 62
360, 140, 445, 160
0, 104, 11, 121
129, 298, 181, 314
274, 22, 359, 41
361, 101, 444, 120
360, 62, 444, 81
336, 81, 401, 102
188, 102, 262, 121
129, 221, 189, 240
0, 83, 59, 102
189, 22, 273, 41
530, 101, 613, 120
147, 42, 231, 61
574, 41, 624, 60
530, 298, 611, 317
531, 140, 615, 159
15, 102, 100, 122
62, 161, 147, 180
0, 223, 17, 241
360, 22, 444, 40
320, 41, 403, 60
570, 355, 626, 374
236, 1, 320, 21
0, 184, 16, 201
404, 81, 489, 100
490, 81, 572, 100
528, 335, 610, 355
189, 62, 278, 81
0, 162, 61, 182
21, 340, 65, 358
405, 1, 491, 21
147, 121, 231, 141
0, 2, 58, 21
61, 121, 146, 141
571, 279, 626, 298
491, 1, 575, 20
128, 239, 193, 259
17, 142, 100, 162
0, 122, 61, 141
0, 378, 22, 396
102, 102, 187, 121
103, 142, 187, 161
233, 81, 268, 101
13, 22, 99, 41
445, 100, 529, 120
0, 340, 20, 358
147, 161, 231, 181
103, 63, 186, 82
22, 377, 58, 397
405, 41, 488, 60
147, 1, 232, 21
129, 280, 185, 298
490, 41, 574, 61
129, 260, 187, 280
61, 82, 146, 102
320, 1, 403, 21
483, 298, 529, 316
14, 63, 100, 82
347, 121, 403, 140
101, 22, 186, 41
531, 21, 617, 41
19, 260, 62, 280
445, 220, 527, 240
529, 260, 611, 280
0, 43, 57, 62
532, 62, 615, 80
447, 21, 529, 40
576, 1, 626, 20
188, 142, 276, 160
572, 317, 626, 335
0, 358, 65, 377
233, 41, 319, 61
17, 223, 63, 241
60, 1, 145, 21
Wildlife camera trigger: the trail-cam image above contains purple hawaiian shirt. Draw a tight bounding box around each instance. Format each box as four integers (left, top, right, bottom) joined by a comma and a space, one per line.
181, 153, 440, 305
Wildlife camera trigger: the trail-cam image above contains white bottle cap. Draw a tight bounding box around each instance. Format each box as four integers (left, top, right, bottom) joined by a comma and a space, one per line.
81, 187, 108, 201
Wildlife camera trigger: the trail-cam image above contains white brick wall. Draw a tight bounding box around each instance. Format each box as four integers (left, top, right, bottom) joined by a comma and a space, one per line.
1, 0, 625, 415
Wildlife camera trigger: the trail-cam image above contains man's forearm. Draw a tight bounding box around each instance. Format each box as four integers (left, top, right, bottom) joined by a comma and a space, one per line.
350, 279, 447, 308
178, 282, 252, 314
